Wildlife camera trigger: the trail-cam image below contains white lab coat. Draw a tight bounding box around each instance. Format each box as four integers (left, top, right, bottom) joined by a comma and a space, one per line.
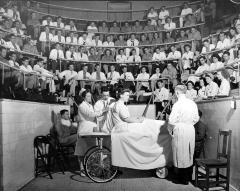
168, 95, 199, 168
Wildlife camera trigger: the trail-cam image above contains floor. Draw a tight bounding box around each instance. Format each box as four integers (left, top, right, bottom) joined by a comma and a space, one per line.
20, 168, 203, 191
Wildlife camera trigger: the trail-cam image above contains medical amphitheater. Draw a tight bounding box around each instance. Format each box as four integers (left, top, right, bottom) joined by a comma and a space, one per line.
0, 0, 240, 191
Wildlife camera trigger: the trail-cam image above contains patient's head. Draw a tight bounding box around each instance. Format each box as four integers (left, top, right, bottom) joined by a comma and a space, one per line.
60, 109, 69, 120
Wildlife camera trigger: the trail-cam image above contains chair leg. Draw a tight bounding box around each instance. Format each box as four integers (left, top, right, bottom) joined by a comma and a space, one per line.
39, 154, 53, 179
206, 168, 210, 191
226, 167, 230, 191
216, 168, 219, 186
195, 163, 198, 187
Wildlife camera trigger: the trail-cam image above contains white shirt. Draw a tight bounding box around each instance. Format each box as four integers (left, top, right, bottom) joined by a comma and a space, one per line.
91, 40, 103, 47
77, 70, 91, 80
164, 22, 176, 30
52, 22, 65, 28
103, 41, 114, 47
8, 60, 19, 67
216, 38, 231, 49
39, 32, 54, 42
116, 54, 128, 63
154, 87, 169, 102
42, 20, 54, 26
87, 25, 98, 33
152, 52, 166, 61
201, 44, 215, 53
53, 35, 65, 43
150, 73, 161, 80
91, 72, 106, 80
59, 70, 77, 85
66, 36, 78, 44
186, 89, 197, 100
206, 81, 219, 97
198, 87, 206, 98
195, 64, 210, 74
209, 62, 224, 71
136, 72, 150, 88
127, 39, 139, 47
128, 55, 141, 62
182, 51, 194, 60
75, 52, 88, 61
159, 10, 169, 21
6, 41, 21, 51
107, 71, 120, 84
49, 49, 65, 60
120, 72, 134, 80
167, 51, 181, 59
218, 78, 230, 96
65, 25, 77, 31
6, 9, 21, 21
148, 12, 158, 25
20, 65, 33, 73
33, 64, 53, 80
181, 8, 193, 17
65, 51, 78, 60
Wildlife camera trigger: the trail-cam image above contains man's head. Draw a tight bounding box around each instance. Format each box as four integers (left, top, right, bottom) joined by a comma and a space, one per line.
110, 65, 115, 72
82, 64, 88, 72
223, 51, 230, 62
175, 85, 187, 98
199, 56, 207, 65
184, 44, 191, 52
69, 64, 74, 71
141, 66, 147, 73
101, 86, 110, 101
187, 81, 194, 90
203, 40, 210, 47
95, 64, 101, 72
157, 80, 164, 89
60, 109, 69, 120
217, 69, 229, 80
10, 34, 16, 43
219, 32, 226, 41
118, 88, 130, 102
205, 74, 213, 84
22, 57, 29, 66
130, 33, 135, 40
36, 58, 44, 67
9, 52, 17, 61
122, 66, 127, 73
0, 47, 7, 58
55, 43, 61, 50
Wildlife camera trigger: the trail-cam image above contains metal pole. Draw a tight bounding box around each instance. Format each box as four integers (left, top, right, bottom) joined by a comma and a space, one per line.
1, 64, 4, 85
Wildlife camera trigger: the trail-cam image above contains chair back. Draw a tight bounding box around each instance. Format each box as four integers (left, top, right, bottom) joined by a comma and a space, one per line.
217, 129, 232, 162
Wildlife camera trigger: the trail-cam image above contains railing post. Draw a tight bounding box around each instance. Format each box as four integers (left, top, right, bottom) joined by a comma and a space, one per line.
1, 64, 4, 85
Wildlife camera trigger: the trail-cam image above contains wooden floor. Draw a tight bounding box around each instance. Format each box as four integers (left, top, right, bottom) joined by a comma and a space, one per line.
20, 168, 203, 191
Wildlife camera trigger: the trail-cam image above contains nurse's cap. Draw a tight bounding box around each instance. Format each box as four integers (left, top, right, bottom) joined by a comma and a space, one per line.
175, 84, 187, 94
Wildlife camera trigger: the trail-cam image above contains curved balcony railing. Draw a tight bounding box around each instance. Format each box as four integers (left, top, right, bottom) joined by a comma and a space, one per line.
29, 0, 202, 22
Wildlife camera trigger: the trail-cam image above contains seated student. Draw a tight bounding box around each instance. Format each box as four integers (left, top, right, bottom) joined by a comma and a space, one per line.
6, 4, 21, 21
33, 58, 55, 92
184, 14, 197, 27
66, 32, 78, 44
87, 22, 98, 37
56, 109, 77, 146
186, 81, 197, 101
22, 39, 39, 55
115, 34, 127, 47
217, 69, 230, 96
121, 22, 132, 33
150, 67, 162, 91
78, 33, 91, 46
53, 16, 65, 28
194, 110, 207, 159
75, 46, 88, 63
201, 39, 215, 54
164, 16, 176, 31
58, 64, 78, 96
109, 21, 120, 33
159, 6, 169, 24
11, 20, 24, 35
91, 64, 106, 95
139, 34, 150, 46
197, 77, 207, 100
77, 64, 91, 90
154, 80, 169, 117
19, 57, 38, 90
42, 16, 54, 26
128, 49, 141, 77
181, 44, 194, 70
143, 19, 155, 31
107, 64, 120, 86
119, 65, 135, 92
205, 73, 219, 98
162, 63, 178, 85
91, 35, 103, 47
6, 34, 21, 51
98, 21, 109, 33
195, 56, 210, 75
49, 43, 65, 71
167, 45, 181, 60
136, 66, 150, 92
65, 20, 77, 31
209, 53, 224, 71
164, 31, 175, 44
179, 2, 193, 27
132, 20, 143, 32
53, 30, 65, 43
116, 48, 127, 63
65, 45, 78, 60
126, 33, 139, 57
152, 46, 166, 61
216, 32, 231, 50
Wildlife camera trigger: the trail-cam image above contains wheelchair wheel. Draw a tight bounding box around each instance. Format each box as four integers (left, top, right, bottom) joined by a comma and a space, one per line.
83, 146, 110, 167
85, 148, 118, 183
156, 167, 168, 179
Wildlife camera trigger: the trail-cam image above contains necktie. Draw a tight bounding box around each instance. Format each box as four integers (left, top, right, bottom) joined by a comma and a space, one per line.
46, 33, 49, 41
133, 56, 135, 62
83, 41, 86, 46
96, 71, 101, 80
131, 40, 134, 46
57, 50, 59, 59
58, 36, 61, 42
110, 72, 113, 80
71, 37, 73, 43
81, 53, 83, 58
71, 52, 74, 58
13, 11, 17, 20
17, 28, 20, 34
83, 71, 87, 79
124, 73, 126, 79
13, 43, 17, 50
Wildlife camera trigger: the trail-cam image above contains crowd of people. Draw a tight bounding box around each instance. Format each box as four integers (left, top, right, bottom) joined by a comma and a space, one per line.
0, 0, 239, 110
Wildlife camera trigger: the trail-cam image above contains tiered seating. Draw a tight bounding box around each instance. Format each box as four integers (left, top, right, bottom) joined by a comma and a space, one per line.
0, 0, 239, 105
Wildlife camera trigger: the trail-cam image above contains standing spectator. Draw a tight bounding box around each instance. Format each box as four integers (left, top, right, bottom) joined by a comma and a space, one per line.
159, 6, 169, 24
182, 44, 194, 70
180, 2, 193, 27
27, 12, 40, 39
6, 4, 21, 21
6, 34, 21, 51
217, 69, 230, 96
39, 26, 54, 54
147, 7, 158, 26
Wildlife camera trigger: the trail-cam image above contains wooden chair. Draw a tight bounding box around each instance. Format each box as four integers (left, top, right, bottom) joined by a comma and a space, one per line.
195, 129, 232, 191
